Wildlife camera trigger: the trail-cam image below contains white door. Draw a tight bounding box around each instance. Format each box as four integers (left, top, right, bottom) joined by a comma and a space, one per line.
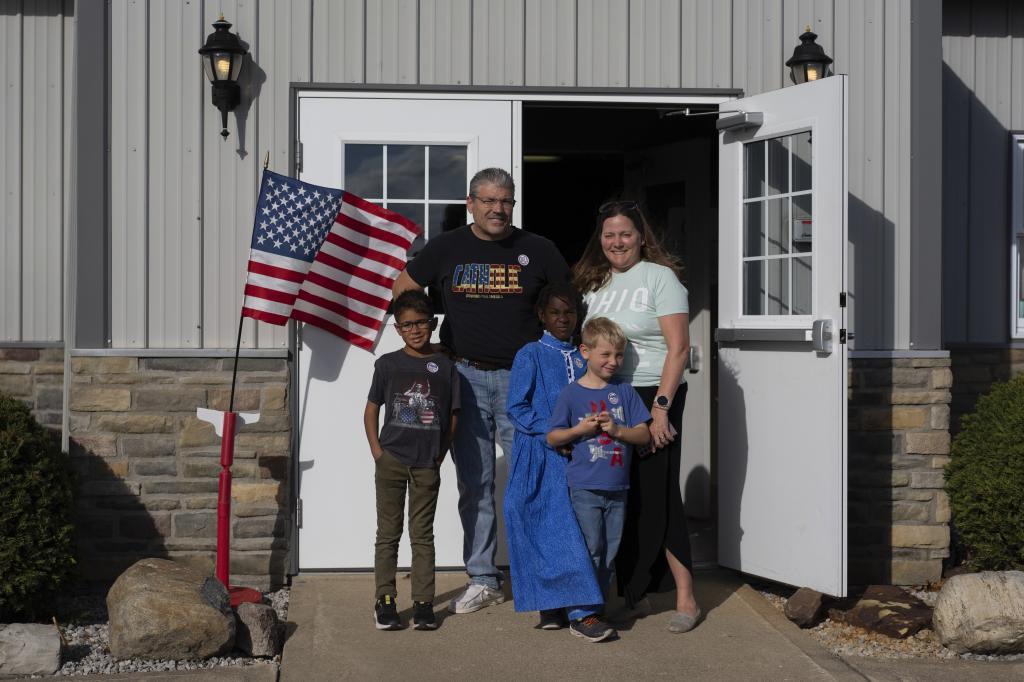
296, 96, 514, 569
716, 76, 848, 596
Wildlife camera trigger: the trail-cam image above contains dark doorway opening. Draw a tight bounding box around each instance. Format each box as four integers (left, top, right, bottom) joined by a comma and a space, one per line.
521, 103, 720, 567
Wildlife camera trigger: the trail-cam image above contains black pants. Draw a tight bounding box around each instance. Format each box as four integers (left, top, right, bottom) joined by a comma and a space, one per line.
615, 383, 693, 608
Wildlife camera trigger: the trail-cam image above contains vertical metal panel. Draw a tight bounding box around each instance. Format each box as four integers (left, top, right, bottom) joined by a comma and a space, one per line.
146, 0, 203, 348
681, 0, 732, 89
312, 0, 364, 83
941, 2, 973, 344
731, 0, 784, 96
885, 0, 912, 349
0, 2, 22, 341
576, 0, 629, 87
21, 2, 64, 341
472, 0, 524, 85
201, 0, 260, 348
257, 0, 312, 348
419, 0, 472, 85
1013, 2, 1024, 130
525, 0, 576, 86
629, 0, 681, 87
366, 0, 418, 84
110, 0, 147, 348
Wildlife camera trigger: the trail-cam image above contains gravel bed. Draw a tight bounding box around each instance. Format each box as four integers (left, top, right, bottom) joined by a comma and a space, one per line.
48, 587, 289, 677
758, 586, 1024, 662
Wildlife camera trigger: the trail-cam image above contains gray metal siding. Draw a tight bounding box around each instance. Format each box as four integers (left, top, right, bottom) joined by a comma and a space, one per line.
942, 0, 1024, 345
0, 2, 70, 343
34, 0, 921, 349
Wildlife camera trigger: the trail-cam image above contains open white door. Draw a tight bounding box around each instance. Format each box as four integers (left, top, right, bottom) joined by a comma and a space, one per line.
296, 95, 514, 569
716, 76, 848, 596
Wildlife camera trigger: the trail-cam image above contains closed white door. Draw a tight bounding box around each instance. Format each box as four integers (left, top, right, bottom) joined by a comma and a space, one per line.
297, 96, 513, 569
716, 77, 848, 596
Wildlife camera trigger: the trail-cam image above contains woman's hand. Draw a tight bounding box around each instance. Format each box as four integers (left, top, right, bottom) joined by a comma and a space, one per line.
649, 409, 678, 451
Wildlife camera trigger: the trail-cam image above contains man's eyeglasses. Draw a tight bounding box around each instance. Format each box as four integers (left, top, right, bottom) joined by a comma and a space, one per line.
472, 196, 516, 210
598, 200, 640, 213
394, 318, 434, 332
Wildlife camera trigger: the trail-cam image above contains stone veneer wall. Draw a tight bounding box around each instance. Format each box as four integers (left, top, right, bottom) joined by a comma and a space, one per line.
848, 356, 952, 585
949, 346, 1024, 434
0, 347, 66, 427
67, 356, 291, 590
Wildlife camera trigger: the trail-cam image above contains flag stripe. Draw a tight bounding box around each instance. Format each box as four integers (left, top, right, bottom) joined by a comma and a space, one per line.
292, 310, 374, 350
303, 270, 391, 311
312, 248, 397, 290
293, 298, 379, 338
342, 192, 421, 237
325, 232, 407, 271
296, 289, 382, 330
244, 283, 297, 305
328, 218, 411, 261
317, 239, 401, 281
241, 307, 290, 325
246, 258, 307, 284
337, 212, 416, 251
245, 271, 302, 295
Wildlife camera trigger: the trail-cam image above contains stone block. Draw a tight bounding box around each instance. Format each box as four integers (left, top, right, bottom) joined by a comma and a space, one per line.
95, 414, 173, 433
235, 433, 291, 454
890, 391, 951, 406
70, 434, 118, 458
229, 551, 288, 576
893, 501, 931, 523
120, 513, 171, 539
73, 357, 138, 374
891, 368, 929, 386
0, 361, 33, 374
234, 502, 281, 518
178, 417, 220, 447
931, 455, 951, 469
906, 432, 951, 455
232, 537, 289, 551
80, 480, 141, 496
890, 559, 942, 585
910, 470, 945, 489
132, 460, 179, 476
174, 512, 217, 538
178, 373, 233, 385
931, 405, 950, 430
891, 524, 949, 549
233, 516, 286, 539
34, 386, 63, 410
261, 385, 287, 411
911, 358, 950, 368
207, 388, 260, 411
892, 406, 929, 429
119, 435, 177, 458
0, 374, 32, 395
935, 492, 951, 523
258, 456, 289, 480
232, 482, 284, 505
143, 480, 219, 495
134, 388, 207, 411
0, 348, 40, 361
222, 358, 287, 373
186, 496, 218, 510
144, 357, 221, 372
931, 368, 953, 389
35, 410, 62, 427
33, 362, 64, 375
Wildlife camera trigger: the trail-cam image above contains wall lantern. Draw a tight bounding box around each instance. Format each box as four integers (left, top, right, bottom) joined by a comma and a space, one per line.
785, 26, 833, 85
199, 15, 247, 138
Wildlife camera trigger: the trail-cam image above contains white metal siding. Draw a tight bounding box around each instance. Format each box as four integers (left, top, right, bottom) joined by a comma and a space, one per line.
96, 0, 920, 349
942, 0, 1023, 345
1, 1, 24, 342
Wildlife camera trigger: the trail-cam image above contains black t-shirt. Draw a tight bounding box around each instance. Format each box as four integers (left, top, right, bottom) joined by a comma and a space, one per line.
367, 350, 460, 468
405, 225, 570, 366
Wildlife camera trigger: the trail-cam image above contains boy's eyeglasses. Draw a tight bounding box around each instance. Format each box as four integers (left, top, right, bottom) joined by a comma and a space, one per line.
472, 196, 517, 210
394, 318, 434, 332
598, 200, 639, 213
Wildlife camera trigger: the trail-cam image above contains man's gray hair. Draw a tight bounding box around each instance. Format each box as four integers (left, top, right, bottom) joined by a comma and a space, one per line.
468, 167, 515, 197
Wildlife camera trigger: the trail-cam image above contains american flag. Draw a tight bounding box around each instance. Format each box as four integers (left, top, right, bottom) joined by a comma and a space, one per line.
241, 170, 420, 350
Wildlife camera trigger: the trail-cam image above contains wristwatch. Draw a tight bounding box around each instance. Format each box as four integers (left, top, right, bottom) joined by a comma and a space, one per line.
653, 395, 670, 410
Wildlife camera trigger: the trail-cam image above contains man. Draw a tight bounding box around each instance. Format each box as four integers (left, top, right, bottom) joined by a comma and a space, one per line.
392, 167, 570, 614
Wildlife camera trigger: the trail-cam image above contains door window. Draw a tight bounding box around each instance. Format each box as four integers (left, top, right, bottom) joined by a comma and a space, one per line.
343, 143, 468, 255
742, 132, 812, 316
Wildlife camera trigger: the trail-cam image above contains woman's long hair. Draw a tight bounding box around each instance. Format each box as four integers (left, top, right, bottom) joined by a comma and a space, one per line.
571, 201, 685, 294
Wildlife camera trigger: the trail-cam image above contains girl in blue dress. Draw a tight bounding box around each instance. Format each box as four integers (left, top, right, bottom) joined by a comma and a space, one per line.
504, 282, 604, 629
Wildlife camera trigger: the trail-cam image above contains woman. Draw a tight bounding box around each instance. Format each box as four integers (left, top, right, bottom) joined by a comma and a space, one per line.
572, 200, 701, 633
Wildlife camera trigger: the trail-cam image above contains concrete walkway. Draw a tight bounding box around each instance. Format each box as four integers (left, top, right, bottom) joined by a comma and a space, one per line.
277, 569, 1022, 681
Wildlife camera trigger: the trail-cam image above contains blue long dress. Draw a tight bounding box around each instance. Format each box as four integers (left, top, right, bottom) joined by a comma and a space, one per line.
503, 332, 604, 612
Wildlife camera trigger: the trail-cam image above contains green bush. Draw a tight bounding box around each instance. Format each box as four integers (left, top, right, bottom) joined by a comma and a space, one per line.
0, 392, 77, 619
945, 374, 1024, 570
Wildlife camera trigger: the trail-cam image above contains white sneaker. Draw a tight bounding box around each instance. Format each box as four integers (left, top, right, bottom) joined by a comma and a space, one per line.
448, 583, 505, 614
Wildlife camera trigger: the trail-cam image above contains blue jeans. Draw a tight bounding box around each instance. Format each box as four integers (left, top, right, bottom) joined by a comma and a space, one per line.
567, 488, 627, 621
451, 361, 514, 590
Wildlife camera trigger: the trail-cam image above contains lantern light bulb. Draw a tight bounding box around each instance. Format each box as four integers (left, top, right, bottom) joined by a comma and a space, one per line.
806, 66, 819, 81
215, 55, 232, 80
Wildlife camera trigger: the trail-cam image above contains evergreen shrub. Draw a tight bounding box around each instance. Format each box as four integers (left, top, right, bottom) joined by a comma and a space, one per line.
0, 392, 77, 619
945, 374, 1024, 570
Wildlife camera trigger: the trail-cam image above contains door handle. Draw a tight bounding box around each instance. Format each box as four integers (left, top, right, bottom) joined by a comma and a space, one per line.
812, 319, 833, 354
687, 345, 702, 374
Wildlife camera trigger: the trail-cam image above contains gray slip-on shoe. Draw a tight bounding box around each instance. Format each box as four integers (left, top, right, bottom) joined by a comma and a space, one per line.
667, 607, 702, 633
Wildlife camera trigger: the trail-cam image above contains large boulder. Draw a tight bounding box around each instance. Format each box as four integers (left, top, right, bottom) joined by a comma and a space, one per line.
107, 558, 236, 660
235, 602, 281, 658
933, 571, 1024, 654
0, 623, 61, 675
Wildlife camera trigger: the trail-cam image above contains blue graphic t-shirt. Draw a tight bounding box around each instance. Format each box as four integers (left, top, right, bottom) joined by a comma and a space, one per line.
547, 380, 651, 491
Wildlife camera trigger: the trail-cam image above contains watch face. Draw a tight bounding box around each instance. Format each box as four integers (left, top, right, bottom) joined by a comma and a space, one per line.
656, 395, 669, 407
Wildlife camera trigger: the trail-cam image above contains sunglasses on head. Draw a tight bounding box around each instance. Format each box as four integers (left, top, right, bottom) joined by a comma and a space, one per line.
598, 200, 640, 213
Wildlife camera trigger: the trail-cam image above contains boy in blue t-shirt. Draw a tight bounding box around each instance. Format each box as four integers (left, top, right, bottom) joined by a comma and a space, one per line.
547, 317, 651, 642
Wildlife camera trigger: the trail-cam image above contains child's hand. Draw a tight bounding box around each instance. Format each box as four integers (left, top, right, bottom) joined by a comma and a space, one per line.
575, 414, 601, 437
597, 411, 619, 438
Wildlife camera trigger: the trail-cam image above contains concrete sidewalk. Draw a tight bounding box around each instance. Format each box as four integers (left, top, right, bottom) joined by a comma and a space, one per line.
278, 569, 1018, 681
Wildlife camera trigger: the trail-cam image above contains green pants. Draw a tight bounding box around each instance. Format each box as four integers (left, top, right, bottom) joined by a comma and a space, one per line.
374, 449, 441, 603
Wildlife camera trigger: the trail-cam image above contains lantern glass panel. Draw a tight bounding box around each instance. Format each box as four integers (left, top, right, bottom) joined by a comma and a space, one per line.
202, 55, 215, 82
213, 52, 233, 81
230, 54, 244, 81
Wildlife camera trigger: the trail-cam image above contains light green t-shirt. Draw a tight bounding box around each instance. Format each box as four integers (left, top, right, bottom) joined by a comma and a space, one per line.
583, 261, 689, 388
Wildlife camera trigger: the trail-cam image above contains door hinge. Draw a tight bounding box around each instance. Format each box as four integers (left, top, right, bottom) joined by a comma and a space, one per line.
296, 498, 303, 528
839, 328, 847, 344
294, 142, 303, 173
839, 292, 847, 307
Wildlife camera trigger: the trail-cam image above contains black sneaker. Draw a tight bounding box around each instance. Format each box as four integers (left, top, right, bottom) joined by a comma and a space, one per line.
569, 615, 615, 642
538, 608, 568, 630
413, 601, 438, 630
374, 595, 402, 630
